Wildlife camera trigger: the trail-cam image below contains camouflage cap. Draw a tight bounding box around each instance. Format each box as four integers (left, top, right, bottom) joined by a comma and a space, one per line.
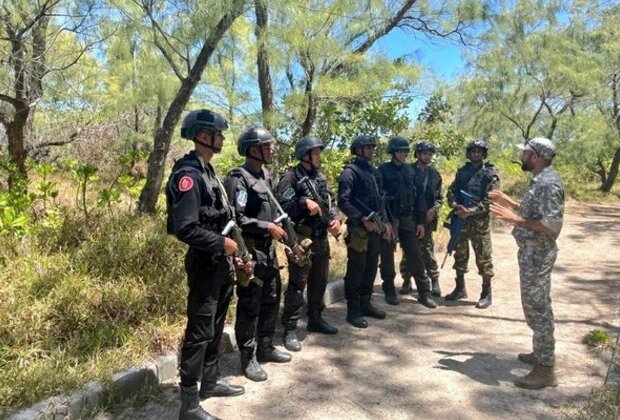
517, 137, 556, 160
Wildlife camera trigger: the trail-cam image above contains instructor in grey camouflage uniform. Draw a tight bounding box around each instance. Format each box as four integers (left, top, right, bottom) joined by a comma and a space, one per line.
489, 137, 564, 390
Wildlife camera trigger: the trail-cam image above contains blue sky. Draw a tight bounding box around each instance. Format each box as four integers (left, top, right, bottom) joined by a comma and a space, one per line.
377, 27, 466, 79
373, 27, 467, 118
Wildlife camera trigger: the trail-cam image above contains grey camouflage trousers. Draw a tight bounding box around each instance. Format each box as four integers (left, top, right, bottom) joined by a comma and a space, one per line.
518, 244, 557, 366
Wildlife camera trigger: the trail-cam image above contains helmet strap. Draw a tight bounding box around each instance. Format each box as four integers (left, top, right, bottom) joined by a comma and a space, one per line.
301, 153, 316, 169
392, 152, 406, 164
247, 146, 268, 164
194, 131, 221, 153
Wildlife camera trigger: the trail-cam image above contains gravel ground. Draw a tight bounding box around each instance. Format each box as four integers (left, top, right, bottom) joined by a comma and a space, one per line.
98, 202, 620, 420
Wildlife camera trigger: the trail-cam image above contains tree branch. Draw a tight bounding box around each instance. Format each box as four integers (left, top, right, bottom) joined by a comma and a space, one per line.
525, 97, 546, 139
0, 93, 24, 108
327, 0, 417, 75
14, 0, 61, 39
137, 0, 189, 81
500, 110, 526, 139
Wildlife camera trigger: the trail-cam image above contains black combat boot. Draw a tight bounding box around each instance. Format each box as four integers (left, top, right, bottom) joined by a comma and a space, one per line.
256, 336, 292, 363
199, 361, 245, 399
418, 292, 438, 308
430, 277, 442, 298
307, 311, 338, 335
476, 276, 492, 309
360, 297, 387, 319
179, 385, 219, 420
283, 328, 301, 352
240, 350, 267, 382
382, 283, 400, 306
346, 300, 368, 328
445, 273, 467, 301
399, 278, 413, 295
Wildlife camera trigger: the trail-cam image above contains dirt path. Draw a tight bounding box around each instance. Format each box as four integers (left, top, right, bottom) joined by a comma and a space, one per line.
102, 202, 620, 419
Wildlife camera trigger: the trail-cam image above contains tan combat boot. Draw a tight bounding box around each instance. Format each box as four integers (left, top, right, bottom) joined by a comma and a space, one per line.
514, 363, 558, 389
517, 352, 537, 365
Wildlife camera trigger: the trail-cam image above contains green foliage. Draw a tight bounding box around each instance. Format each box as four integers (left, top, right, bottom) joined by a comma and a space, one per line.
412, 95, 467, 160
582, 329, 613, 348
0, 158, 51, 238
569, 384, 620, 420
70, 164, 99, 218
0, 210, 187, 415
452, 0, 620, 191
315, 96, 412, 148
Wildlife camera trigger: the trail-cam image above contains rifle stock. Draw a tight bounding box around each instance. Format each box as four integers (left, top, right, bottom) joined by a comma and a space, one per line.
262, 182, 311, 266
441, 190, 475, 268
274, 213, 310, 265
298, 176, 340, 240
221, 220, 252, 264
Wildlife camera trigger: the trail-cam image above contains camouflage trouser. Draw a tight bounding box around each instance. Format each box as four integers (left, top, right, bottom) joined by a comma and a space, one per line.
400, 229, 439, 281
518, 244, 557, 366
453, 216, 494, 277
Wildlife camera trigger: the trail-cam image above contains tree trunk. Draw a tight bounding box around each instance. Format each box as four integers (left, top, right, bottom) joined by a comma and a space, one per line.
600, 146, 620, 192
6, 105, 30, 187
137, 0, 244, 214
254, 0, 276, 133
299, 91, 317, 138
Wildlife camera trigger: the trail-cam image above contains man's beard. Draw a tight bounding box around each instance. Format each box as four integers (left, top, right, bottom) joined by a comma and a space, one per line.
521, 161, 532, 172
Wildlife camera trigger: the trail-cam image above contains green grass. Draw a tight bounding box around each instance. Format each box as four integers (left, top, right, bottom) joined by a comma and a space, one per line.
0, 210, 187, 416
567, 385, 620, 420
583, 329, 614, 349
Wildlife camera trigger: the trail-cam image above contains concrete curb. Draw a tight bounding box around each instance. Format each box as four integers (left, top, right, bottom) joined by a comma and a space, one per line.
7, 280, 345, 419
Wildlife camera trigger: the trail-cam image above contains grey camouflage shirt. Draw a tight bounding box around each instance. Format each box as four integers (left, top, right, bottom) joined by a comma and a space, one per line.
512, 166, 565, 246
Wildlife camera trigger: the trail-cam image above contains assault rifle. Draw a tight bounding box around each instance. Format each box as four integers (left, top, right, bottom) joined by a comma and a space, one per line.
221, 220, 252, 266
297, 175, 341, 240
211, 173, 258, 286
259, 179, 312, 266
353, 198, 392, 240
441, 190, 475, 268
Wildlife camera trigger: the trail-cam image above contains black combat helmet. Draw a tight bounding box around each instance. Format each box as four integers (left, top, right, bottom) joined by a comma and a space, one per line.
386, 136, 411, 154
294, 136, 324, 159
180, 109, 228, 140
237, 126, 275, 156
415, 140, 436, 154
350, 134, 376, 154
466, 139, 488, 158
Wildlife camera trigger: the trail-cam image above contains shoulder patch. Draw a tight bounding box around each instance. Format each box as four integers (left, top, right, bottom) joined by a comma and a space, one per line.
282, 187, 296, 200
236, 188, 248, 207
178, 175, 194, 192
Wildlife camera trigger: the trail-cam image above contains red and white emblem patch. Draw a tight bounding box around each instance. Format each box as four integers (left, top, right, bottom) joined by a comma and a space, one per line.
178, 176, 194, 192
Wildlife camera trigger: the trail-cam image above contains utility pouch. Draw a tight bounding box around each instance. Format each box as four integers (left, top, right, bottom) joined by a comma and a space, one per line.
296, 224, 313, 239
345, 224, 369, 253
235, 268, 264, 288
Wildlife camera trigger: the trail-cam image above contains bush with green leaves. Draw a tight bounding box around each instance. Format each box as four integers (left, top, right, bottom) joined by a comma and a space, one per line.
583, 329, 613, 348
0, 210, 187, 415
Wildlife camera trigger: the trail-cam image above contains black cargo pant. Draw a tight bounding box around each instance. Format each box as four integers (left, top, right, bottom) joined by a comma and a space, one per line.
282, 234, 330, 329
380, 225, 431, 295
179, 250, 234, 387
344, 226, 381, 305
400, 226, 440, 282
235, 238, 282, 355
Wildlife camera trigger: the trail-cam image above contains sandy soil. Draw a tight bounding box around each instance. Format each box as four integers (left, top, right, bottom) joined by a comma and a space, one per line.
100, 201, 620, 420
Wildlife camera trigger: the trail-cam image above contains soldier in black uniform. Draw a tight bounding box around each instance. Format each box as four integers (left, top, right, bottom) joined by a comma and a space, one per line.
278, 136, 341, 352
400, 140, 444, 297
337, 134, 393, 328
378, 136, 437, 308
445, 139, 499, 309
166, 109, 250, 420
224, 127, 292, 383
